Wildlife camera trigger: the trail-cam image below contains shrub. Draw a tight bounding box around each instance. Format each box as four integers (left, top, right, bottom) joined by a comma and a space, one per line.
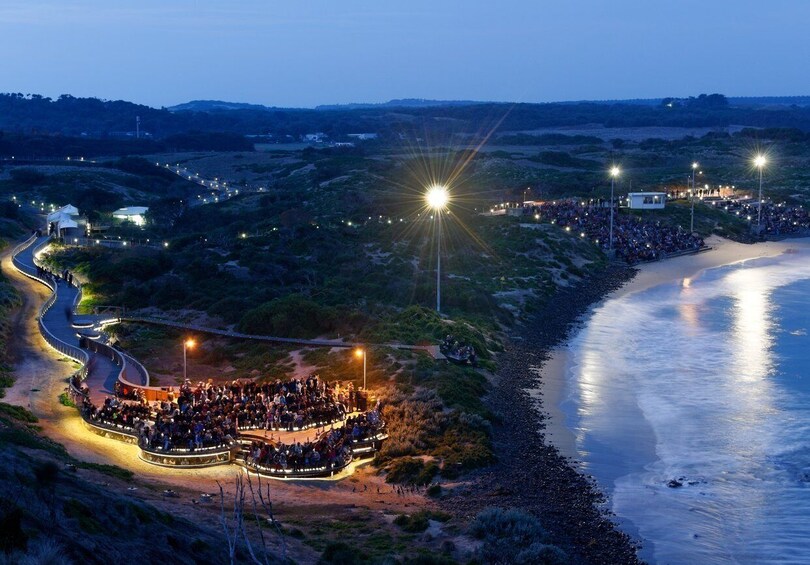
385, 457, 437, 485
58, 392, 75, 407
469, 508, 566, 565
426, 484, 442, 497
318, 541, 358, 565
238, 294, 337, 338
394, 510, 450, 533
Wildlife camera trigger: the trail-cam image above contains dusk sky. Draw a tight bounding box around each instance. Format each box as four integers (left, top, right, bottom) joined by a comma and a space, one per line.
2, 0, 808, 108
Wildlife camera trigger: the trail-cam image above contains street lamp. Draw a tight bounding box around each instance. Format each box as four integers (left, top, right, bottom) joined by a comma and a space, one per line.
754, 155, 766, 229
355, 347, 367, 390
183, 338, 195, 380
425, 184, 449, 313
690, 162, 699, 232
609, 166, 620, 250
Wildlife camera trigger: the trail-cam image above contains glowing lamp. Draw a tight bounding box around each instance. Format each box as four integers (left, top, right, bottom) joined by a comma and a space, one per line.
425, 185, 449, 209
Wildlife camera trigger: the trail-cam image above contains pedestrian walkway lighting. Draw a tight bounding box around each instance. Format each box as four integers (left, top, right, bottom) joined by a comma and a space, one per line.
183, 338, 195, 380
355, 347, 367, 390
690, 162, 699, 232
425, 184, 449, 313
609, 166, 620, 250
754, 155, 766, 229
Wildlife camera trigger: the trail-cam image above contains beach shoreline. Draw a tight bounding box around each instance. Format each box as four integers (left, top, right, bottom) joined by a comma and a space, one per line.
440, 236, 810, 564
540, 235, 810, 460
525, 235, 810, 562
439, 264, 643, 564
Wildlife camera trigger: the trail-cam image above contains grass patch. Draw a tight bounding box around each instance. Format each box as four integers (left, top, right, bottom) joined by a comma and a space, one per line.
393, 510, 451, 533
58, 392, 75, 407
76, 461, 134, 482
0, 402, 38, 423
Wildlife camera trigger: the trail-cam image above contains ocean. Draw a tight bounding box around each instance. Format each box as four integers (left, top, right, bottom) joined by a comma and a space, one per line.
557, 246, 810, 564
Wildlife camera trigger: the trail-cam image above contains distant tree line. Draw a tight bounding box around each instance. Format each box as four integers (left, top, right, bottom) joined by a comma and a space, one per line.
4, 92, 810, 156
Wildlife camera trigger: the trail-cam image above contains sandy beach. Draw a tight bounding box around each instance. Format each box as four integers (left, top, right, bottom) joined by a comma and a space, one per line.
540, 234, 810, 459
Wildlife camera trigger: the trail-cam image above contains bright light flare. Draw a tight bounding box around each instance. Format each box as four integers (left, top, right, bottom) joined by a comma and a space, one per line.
184, 339, 195, 349
754, 155, 766, 168
610, 166, 620, 177
355, 348, 365, 358
425, 185, 449, 210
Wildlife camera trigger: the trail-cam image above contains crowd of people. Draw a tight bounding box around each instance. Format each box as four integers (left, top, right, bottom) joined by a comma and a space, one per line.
79, 375, 357, 452
713, 199, 810, 236
440, 335, 477, 365
35, 263, 75, 286
243, 407, 383, 473
525, 200, 705, 264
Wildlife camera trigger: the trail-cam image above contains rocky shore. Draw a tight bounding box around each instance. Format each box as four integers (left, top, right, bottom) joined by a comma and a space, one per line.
441, 265, 643, 564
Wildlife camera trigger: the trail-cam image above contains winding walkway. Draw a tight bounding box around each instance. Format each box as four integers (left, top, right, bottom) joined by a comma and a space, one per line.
12, 236, 121, 405
10, 234, 388, 477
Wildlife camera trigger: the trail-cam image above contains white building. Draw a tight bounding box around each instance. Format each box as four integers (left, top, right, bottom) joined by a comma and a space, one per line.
47, 204, 89, 238
627, 192, 666, 210
113, 206, 149, 226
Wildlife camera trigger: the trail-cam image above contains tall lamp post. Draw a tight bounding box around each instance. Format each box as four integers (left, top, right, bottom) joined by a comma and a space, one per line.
426, 185, 449, 313
355, 347, 367, 390
690, 162, 699, 232
183, 338, 195, 380
754, 155, 766, 230
609, 166, 620, 250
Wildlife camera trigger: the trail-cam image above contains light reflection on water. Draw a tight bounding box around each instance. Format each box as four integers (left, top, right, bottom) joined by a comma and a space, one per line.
559, 249, 810, 564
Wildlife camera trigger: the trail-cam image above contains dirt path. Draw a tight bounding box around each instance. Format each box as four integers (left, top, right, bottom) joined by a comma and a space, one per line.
1, 247, 72, 414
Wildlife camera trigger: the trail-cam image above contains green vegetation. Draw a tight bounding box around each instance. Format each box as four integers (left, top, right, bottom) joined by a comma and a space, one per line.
3, 98, 810, 561
469, 508, 567, 564
0, 266, 21, 399
0, 402, 38, 423
58, 392, 76, 407
75, 461, 134, 481
384, 457, 440, 485
393, 510, 451, 533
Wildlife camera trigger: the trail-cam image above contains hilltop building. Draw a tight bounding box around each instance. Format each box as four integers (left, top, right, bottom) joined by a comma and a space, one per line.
112, 206, 149, 226
627, 192, 666, 210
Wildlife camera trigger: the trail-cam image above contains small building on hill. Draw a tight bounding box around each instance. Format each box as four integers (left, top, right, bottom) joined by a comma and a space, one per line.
47, 204, 85, 239
627, 192, 666, 210
113, 206, 149, 226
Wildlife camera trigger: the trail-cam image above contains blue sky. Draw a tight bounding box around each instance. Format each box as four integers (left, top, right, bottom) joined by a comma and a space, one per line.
1, 0, 807, 107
